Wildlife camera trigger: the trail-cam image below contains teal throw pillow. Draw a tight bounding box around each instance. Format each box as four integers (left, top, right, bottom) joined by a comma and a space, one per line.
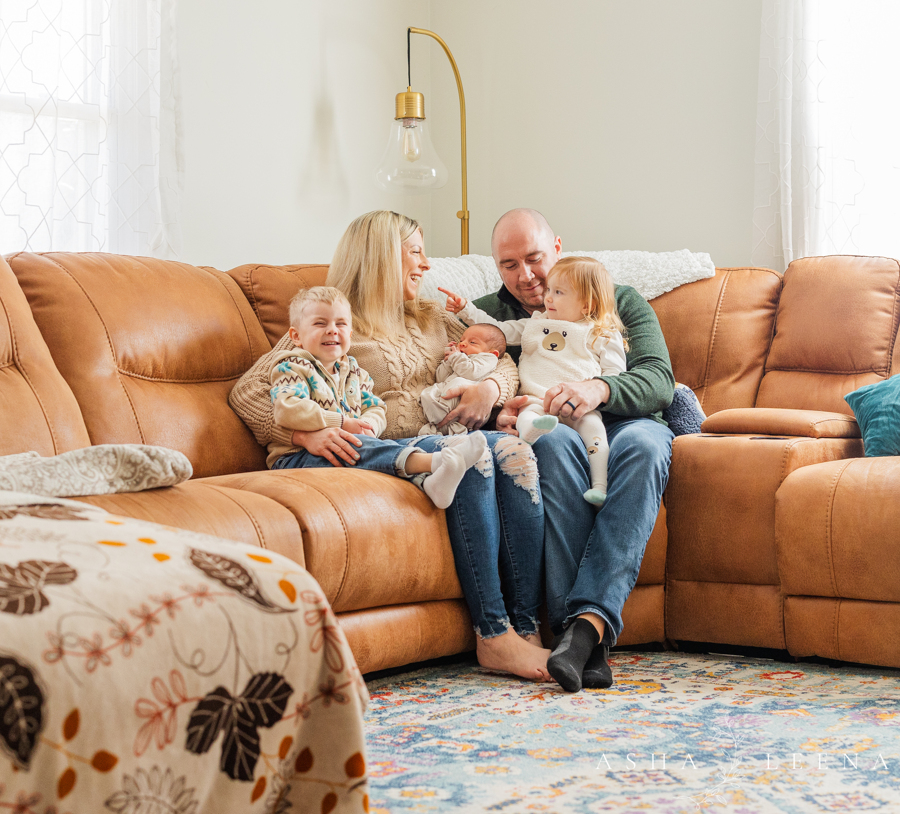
844, 375, 900, 457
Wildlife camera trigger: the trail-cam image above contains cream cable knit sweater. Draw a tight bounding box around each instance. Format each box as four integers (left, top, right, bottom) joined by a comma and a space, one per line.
230, 302, 519, 464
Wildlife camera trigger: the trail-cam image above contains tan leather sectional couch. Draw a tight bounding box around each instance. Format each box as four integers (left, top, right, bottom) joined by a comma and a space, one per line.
2, 251, 898, 674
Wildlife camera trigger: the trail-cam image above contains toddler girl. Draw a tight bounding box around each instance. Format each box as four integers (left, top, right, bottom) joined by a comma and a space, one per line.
442, 257, 626, 507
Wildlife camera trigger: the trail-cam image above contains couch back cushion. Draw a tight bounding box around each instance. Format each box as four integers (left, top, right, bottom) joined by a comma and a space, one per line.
0, 256, 92, 455
227, 264, 329, 347
7, 252, 272, 477
756, 255, 900, 415
651, 267, 782, 414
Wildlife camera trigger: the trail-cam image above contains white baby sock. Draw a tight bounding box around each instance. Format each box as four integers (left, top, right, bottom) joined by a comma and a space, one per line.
517, 413, 558, 445
422, 432, 488, 509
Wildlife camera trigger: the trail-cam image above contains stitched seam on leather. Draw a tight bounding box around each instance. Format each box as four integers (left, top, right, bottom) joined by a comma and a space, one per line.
0, 361, 12, 370
244, 267, 261, 318
39, 254, 145, 442
289, 478, 350, 605
116, 369, 245, 384
809, 417, 857, 437
780, 438, 802, 484
834, 599, 842, 660
761, 365, 886, 374
825, 460, 852, 599
201, 484, 268, 550
0, 294, 60, 451
699, 269, 729, 408
756, 275, 784, 402
204, 267, 259, 364
886, 260, 900, 375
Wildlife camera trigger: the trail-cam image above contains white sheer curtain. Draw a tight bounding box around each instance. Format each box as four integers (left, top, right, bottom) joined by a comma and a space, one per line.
0, 0, 183, 257
753, 0, 900, 271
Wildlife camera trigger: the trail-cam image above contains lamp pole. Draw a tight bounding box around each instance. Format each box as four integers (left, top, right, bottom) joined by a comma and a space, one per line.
408, 27, 469, 255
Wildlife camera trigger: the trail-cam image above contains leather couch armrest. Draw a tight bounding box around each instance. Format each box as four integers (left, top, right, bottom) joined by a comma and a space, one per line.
701, 408, 860, 439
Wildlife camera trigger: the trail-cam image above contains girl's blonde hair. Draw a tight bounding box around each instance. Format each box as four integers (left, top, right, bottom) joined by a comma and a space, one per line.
326, 210, 427, 338
288, 286, 350, 330
548, 256, 628, 351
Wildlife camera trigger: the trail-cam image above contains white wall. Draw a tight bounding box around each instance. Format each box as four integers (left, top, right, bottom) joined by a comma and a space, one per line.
429, 0, 762, 266
177, 0, 435, 268
178, 0, 762, 269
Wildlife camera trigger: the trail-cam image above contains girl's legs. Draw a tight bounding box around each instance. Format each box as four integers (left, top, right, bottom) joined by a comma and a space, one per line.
516, 399, 558, 445
563, 411, 610, 506
410, 431, 550, 681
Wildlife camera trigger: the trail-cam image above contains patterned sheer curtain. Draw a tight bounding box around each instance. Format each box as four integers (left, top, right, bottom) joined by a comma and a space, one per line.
0, 0, 182, 257
753, 0, 900, 271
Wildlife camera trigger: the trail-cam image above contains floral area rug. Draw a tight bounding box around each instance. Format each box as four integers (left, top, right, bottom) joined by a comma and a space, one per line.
364, 652, 900, 813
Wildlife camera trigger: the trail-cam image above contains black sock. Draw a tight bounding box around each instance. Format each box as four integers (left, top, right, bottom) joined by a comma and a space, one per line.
547, 618, 600, 692
581, 644, 613, 689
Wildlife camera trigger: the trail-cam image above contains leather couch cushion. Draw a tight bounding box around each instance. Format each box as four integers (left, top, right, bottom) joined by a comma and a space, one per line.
0, 255, 91, 455
75, 480, 305, 566
227, 264, 329, 346
757, 255, 900, 414
777, 456, 900, 602
651, 268, 782, 415
203, 467, 463, 614
7, 253, 272, 478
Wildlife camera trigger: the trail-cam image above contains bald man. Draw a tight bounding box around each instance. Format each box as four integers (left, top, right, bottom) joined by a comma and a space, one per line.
472, 209, 675, 692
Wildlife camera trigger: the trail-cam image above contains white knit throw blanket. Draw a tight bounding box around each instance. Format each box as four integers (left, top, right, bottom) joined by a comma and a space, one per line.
418, 250, 716, 305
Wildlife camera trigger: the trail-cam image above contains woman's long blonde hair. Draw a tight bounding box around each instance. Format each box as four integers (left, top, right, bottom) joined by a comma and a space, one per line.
326, 210, 429, 338
548, 256, 628, 350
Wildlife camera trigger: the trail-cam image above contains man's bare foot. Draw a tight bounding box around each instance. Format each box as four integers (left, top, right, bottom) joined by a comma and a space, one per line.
476, 629, 552, 681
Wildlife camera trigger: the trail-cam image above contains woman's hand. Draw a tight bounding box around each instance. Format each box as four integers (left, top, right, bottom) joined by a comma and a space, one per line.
291, 427, 363, 466
543, 380, 611, 421
437, 287, 467, 314
342, 416, 375, 436
438, 379, 500, 431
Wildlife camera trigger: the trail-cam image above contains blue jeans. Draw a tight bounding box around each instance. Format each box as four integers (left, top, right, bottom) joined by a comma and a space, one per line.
273, 434, 415, 477
274, 432, 545, 639
533, 417, 674, 645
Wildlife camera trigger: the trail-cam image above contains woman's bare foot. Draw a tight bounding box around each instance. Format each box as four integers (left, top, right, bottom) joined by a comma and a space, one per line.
519, 631, 544, 649
476, 629, 552, 681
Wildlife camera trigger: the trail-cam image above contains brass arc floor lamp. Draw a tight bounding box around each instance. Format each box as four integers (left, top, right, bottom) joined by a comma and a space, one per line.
374, 28, 469, 255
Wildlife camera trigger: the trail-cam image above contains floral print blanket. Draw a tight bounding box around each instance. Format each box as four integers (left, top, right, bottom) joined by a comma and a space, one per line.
0, 491, 368, 814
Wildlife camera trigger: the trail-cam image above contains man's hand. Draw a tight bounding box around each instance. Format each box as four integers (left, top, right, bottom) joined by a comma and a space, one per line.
543, 380, 611, 421
437, 379, 500, 431
495, 394, 531, 436
342, 416, 375, 436
291, 427, 363, 466
437, 287, 467, 314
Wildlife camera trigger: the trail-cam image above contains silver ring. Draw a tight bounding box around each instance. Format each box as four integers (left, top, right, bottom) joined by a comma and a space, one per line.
565, 400, 577, 410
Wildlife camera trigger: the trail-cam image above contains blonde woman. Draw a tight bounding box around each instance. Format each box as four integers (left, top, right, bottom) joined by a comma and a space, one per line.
230, 211, 551, 682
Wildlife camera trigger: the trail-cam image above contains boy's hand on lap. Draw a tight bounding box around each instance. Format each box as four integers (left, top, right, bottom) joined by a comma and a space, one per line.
342, 416, 374, 435
291, 427, 362, 466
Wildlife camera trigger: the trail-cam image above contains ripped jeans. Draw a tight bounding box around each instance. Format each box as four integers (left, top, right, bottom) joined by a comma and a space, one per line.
276, 431, 544, 639
410, 431, 544, 639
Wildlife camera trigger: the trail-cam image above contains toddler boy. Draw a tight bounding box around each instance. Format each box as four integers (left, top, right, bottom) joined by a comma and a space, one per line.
268, 286, 486, 509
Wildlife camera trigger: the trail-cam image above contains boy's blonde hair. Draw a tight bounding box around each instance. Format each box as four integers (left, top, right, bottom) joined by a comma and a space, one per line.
326, 210, 427, 339
548, 257, 628, 350
289, 286, 351, 329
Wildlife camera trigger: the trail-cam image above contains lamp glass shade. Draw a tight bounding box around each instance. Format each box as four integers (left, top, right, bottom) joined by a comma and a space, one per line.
375, 117, 448, 190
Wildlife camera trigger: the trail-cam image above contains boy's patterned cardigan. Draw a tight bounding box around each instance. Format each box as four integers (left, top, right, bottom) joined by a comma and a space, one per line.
266, 348, 387, 468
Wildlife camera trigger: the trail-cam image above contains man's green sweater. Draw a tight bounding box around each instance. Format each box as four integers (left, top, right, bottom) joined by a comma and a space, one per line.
472, 285, 674, 425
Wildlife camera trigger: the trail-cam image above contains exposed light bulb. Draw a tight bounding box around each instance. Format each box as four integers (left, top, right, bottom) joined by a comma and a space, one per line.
375, 114, 448, 191
402, 119, 421, 162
